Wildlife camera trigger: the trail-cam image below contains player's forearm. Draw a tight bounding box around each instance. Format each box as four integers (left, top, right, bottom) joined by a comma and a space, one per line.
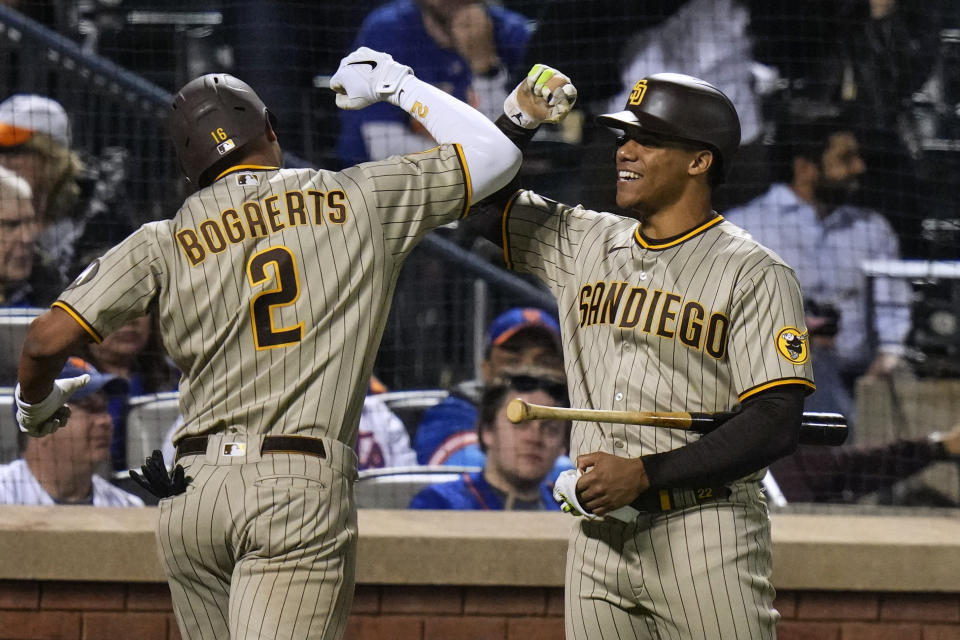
640, 387, 805, 490
17, 309, 90, 402
392, 76, 521, 201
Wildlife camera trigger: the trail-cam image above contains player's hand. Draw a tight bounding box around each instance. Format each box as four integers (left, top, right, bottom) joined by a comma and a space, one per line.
330, 47, 413, 110
503, 63, 578, 129
553, 469, 602, 519
576, 451, 648, 515
15, 374, 90, 437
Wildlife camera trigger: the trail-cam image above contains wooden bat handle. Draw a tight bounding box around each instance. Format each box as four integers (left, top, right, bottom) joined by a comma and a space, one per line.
506, 399, 698, 429
505, 399, 849, 446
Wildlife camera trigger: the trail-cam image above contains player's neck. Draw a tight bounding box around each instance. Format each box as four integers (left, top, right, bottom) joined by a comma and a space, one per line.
637, 202, 714, 240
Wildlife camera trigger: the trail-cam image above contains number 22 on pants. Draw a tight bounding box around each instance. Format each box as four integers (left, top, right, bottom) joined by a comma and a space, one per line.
247, 245, 304, 349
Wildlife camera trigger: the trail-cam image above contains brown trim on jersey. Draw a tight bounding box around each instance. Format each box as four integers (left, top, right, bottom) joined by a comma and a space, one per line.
213, 164, 281, 183
633, 214, 725, 250
500, 190, 524, 270
453, 143, 473, 219
51, 301, 103, 343
738, 377, 815, 402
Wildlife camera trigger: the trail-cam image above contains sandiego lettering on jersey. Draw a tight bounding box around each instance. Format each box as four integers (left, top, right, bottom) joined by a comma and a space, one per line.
578, 280, 729, 359
175, 188, 349, 266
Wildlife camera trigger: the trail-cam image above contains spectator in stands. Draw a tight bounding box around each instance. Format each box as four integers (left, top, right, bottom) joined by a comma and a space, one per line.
770, 423, 960, 505
414, 306, 564, 466
0, 95, 136, 293
336, 0, 532, 166
0, 357, 142, 506
409, 369, 570, 510
0, 94, 81, 300
0, 166, 40, 307
724, 113, 911, 419
83, 314, 179, 471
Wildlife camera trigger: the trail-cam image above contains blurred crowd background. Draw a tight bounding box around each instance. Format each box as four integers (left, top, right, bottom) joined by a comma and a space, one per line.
1, 0, 960, 512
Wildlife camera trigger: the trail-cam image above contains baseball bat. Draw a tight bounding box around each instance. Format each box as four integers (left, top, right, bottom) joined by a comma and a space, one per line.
506, 399, 848, 446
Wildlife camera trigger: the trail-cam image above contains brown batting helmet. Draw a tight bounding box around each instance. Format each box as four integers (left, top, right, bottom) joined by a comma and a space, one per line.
596, 73, 741, 179
169, 73, 274, 186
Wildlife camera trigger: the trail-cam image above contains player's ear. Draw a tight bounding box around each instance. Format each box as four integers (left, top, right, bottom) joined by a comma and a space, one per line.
688, 149, 713, 177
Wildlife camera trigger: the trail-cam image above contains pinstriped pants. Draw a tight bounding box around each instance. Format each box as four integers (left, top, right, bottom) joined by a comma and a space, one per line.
565, 485, 778, 640
156, 434, 359, 640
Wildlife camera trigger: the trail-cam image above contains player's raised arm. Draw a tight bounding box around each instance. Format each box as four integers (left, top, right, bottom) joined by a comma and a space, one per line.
460, 63, 578, 245
330, 46, 520, 201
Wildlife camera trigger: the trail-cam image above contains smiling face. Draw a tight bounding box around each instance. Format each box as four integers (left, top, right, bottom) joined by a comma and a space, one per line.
614, 132, 712, 218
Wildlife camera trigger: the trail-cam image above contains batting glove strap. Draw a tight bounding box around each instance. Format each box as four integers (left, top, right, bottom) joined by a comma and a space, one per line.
553, 469, 641, 523
553, 469, 601, 520
503, 63, 578, 129
15, 374, 90, 437
330, 46, 414, 111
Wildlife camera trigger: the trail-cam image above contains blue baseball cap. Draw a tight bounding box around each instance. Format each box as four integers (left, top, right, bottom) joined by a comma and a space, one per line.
487, 307, 561, 348
60, 357, 128, 401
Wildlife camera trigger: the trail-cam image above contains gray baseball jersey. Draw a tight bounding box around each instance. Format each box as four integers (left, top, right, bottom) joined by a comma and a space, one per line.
55, 144, 470, 640
502, 190, 814, 639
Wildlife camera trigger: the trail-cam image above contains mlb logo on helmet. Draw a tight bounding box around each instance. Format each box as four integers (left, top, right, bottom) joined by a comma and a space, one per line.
217, 138, 236, 155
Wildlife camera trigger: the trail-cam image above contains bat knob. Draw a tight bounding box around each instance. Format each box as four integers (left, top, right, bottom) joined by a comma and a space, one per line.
506, 398, 528, 423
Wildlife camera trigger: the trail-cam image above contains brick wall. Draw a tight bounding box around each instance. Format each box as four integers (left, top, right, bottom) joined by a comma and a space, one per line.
0, 581, 957, 640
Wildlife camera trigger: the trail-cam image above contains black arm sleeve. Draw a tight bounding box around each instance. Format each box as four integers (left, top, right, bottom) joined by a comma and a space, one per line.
640, 385, 806, 489
460, 114, 540, 247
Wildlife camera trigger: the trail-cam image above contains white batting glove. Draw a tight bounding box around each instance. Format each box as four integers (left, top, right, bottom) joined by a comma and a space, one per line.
503, 63, 578, 129
15, 375, 90, 437
330, 46, 414, 110
553, 469, 640, 523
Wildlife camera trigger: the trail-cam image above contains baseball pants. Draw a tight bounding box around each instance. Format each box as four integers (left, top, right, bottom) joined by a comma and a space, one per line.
565, 482, 778, 639
157, 433, 359, 640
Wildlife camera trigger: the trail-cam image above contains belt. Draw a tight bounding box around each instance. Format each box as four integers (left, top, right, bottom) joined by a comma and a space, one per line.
629, 486, 731, 513
175, 435, 327, 462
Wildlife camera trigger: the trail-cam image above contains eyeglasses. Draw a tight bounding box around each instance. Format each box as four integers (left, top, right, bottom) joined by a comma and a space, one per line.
506, 374, 568, 404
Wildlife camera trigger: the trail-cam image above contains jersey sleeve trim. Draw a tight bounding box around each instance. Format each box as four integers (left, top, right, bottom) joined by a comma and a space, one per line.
738, 377, 815, 401
500, 189, 525, 270
51, 301, 103, 343
453, 143, 472, 219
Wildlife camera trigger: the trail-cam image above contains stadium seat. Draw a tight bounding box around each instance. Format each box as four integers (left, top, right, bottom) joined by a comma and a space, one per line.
0, 309, 43, 388
0, 391, 16, 463
124, 391, 180, 470
376, 389, 449, 438
355, 465, 479, 509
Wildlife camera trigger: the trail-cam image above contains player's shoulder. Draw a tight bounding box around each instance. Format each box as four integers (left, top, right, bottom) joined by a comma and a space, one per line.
510, 190, 621, 224
716, 217, 793, 270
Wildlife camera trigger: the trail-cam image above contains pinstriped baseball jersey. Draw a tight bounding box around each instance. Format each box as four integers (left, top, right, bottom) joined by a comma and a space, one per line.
56, 144, 470, 448
501, 189, 814, 640
502, 189, 814, 464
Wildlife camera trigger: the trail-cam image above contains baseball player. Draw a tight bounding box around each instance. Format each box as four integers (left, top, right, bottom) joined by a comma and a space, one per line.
12, 46, 530, 640
472, 71, 815, 637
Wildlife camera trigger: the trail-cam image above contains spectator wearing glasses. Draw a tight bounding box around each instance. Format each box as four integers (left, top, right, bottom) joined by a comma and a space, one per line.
413, 306, 565, 467
409, 369, 570, 510
0, 166, 39, 307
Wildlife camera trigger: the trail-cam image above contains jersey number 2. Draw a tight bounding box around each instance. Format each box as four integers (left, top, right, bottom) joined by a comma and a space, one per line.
247, 246, 304, 349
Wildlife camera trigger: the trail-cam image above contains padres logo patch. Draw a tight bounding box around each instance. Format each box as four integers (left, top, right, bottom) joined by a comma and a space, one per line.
775, 327, 809, 364
628, 80, 648, 105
